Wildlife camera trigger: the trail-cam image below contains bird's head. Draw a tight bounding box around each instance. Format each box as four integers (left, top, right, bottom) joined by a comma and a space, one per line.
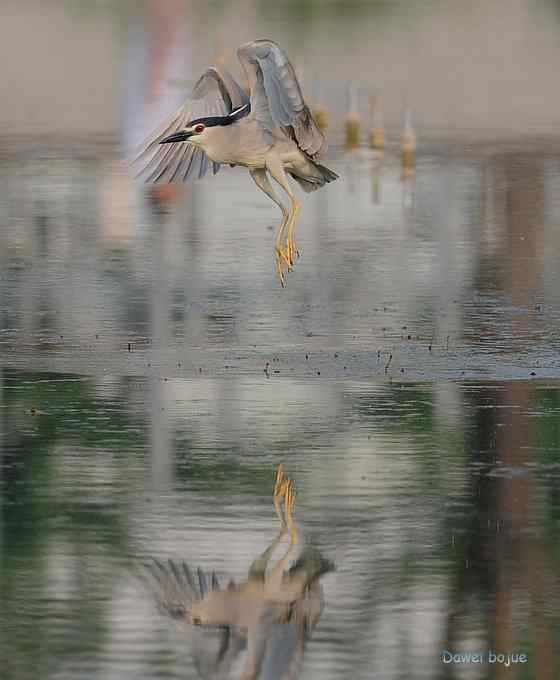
159, 118, 215, 147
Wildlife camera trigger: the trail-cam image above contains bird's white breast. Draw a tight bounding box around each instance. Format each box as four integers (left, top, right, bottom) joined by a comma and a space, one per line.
201, 119, 271, 168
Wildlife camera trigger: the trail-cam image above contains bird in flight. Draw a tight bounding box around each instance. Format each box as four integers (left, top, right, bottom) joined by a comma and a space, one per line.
135, 39, 338, 286
140, 465, 334, 679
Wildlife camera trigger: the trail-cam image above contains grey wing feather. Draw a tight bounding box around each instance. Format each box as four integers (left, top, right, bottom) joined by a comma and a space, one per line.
183, 562, 196, 590
139, 559, 223, 621
139, 559, 196, 620
259, 622, 305, 680
133, 66, 247, 183
237, 39, 327, 158
140, 560, 244, 677
197, 567, 209, 597
259, 585, 325, 680
218, 67, 250, 111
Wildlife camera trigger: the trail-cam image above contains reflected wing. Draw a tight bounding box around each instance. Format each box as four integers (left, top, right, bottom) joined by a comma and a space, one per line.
134, 67, 249, 183
140, 559, 245, 679
237, 39, 327, 158
140, 558, 234, 622
259, 549, 333, 679
257, 584, 325, 680
140, 558, 199, 618
259, 619, 305, 680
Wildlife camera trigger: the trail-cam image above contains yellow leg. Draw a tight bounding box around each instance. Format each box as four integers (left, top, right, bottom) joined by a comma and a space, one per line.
249, 168, 290, 287
286, 200, 301, 268
285, 479, 298, 548
266, 479, 298, 593
248, 464, 288, 580
274, 230, 290, 287
266, 157, 301, 280
273, 464, 287, 528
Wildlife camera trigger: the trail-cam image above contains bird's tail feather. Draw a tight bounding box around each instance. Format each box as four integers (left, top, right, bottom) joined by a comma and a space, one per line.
290, 163, 339, 193
314, 162, 339, 183
288, 547, 335, 585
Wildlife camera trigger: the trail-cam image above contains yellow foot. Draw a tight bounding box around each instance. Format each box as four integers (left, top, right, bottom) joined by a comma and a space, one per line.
285, 478, 296, 519
274, 464, 285, 494
284, 479, 298, 546
286, 239, 300, 268
274, 464, 288, 528
276, 244, 291, 268
275, 248, 289, 287
276, 257, 286, 287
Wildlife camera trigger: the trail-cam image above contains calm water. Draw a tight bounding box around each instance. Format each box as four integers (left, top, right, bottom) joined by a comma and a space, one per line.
2, 2, 560, 679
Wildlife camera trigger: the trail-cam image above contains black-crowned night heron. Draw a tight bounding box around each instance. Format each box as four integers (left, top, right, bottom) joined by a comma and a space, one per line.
135, 40, 338, 286
140, 465, 334, 679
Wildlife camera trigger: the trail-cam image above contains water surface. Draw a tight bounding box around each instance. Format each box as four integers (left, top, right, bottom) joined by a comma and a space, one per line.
2, 2, 560, 678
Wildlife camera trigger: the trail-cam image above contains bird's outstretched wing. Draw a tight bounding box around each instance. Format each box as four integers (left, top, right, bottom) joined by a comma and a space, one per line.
237, 39, 327, 159
139, 558, 204, 619
134, 67, 249, 183
139, 559, 246, 678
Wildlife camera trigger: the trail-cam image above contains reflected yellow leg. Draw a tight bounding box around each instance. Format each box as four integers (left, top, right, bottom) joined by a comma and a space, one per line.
285, 479, 298, 548
267, 479, 298, 593
273, 464, 288, 528
248, 464, 288, 580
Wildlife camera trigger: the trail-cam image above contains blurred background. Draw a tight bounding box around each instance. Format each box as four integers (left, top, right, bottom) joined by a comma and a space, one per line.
4, 0, 560, 140
1, 1, 560, 679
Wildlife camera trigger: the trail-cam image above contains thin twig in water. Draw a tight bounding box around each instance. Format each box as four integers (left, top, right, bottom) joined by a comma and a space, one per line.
384, 353, 393, 373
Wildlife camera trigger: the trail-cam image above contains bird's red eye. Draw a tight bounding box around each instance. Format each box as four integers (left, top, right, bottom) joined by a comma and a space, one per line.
194, 124, 205, 134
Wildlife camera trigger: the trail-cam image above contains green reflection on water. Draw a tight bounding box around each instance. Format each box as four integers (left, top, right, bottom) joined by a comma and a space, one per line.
1, 370, 559, 678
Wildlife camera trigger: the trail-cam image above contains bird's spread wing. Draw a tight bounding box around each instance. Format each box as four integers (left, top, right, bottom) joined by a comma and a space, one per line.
133, 67, 249, 183
140, 560, 247, 678
237, 39, 327, 159
140, 558, 203, 619
139, 559, 246, 677
213, 65, 251, 112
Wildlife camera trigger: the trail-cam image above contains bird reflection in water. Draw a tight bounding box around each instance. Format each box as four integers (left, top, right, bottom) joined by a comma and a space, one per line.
141, 465, 334, 679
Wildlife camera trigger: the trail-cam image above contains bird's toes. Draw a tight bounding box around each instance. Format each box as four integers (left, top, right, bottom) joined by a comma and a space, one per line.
275, 259, 287, 287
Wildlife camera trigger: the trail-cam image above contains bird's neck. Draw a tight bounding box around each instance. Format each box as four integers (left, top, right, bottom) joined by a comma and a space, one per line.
196, 126, 232, 164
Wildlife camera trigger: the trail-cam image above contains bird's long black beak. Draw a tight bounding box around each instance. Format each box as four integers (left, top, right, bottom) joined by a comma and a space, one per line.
159, 131, 192, 144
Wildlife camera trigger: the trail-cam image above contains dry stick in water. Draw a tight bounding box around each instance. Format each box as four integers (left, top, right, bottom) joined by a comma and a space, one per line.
384, 353, 393, 373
